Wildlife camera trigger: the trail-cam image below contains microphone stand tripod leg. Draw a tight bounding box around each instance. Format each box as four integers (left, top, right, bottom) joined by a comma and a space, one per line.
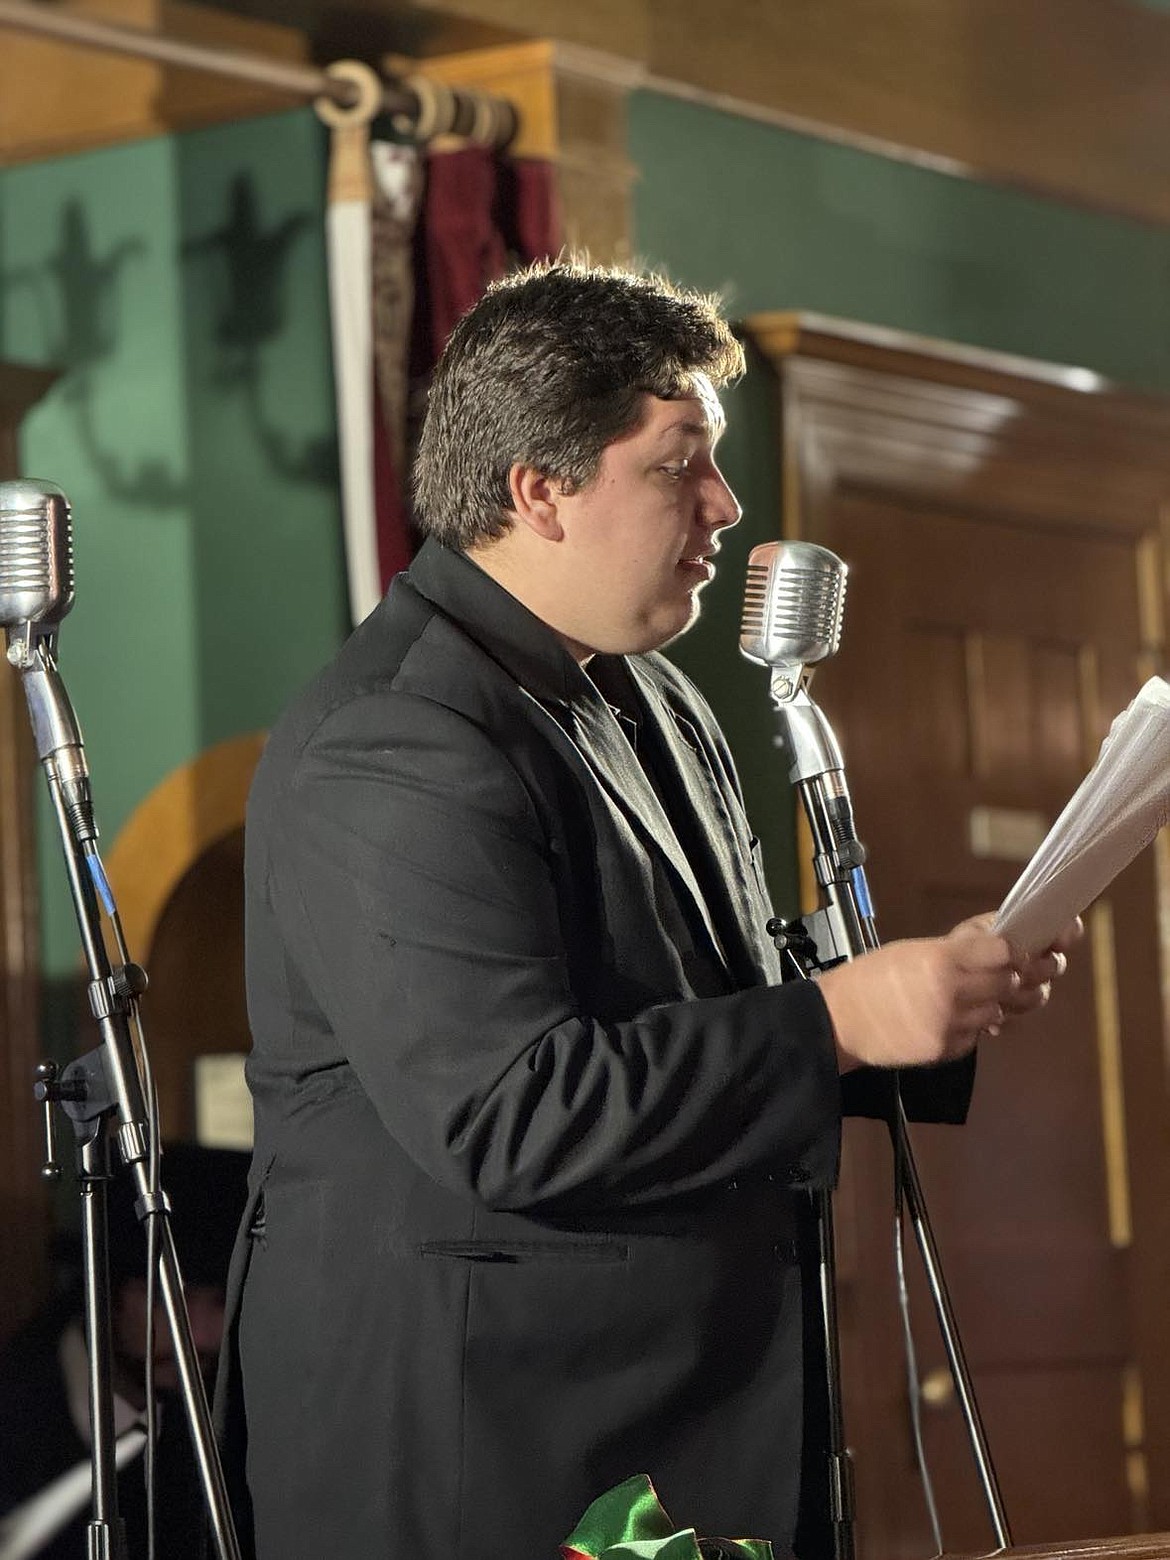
891, 1094, 1012, 1551
813, 1187, 855, 1560
79, 1129, 128, 1560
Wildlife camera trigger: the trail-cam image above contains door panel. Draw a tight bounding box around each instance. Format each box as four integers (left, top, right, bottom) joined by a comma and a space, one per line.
747, 316, 1170, 1556
816, 491, 1160, 1551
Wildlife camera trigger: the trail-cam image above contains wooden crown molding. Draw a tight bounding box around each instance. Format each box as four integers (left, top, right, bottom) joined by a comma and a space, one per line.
0, 0, 310, 167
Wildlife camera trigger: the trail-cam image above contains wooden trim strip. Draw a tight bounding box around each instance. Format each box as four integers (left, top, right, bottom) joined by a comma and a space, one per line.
1090, 901, 1133, 1249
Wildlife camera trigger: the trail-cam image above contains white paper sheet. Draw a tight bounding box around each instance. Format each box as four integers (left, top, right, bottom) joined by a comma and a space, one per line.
993, 677, 1170, 954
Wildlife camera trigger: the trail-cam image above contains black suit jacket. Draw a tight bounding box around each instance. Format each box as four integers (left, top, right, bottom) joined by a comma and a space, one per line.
219, 539, 966, 1560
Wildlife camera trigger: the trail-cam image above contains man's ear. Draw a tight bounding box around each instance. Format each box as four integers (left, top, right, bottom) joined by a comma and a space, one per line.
507, 463, 564, 541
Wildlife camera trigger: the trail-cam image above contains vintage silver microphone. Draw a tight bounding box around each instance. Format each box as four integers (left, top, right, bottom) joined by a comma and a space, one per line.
740, 539, 875, 964
740, 537, 845, 697
0, 479, 95, 844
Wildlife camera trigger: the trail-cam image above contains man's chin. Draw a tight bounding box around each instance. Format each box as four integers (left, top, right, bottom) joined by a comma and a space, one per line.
653, 599, 702, 652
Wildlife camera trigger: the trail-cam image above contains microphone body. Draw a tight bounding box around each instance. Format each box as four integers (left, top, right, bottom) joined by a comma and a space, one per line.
741, 540, 875, 964
0, 479, 95, 843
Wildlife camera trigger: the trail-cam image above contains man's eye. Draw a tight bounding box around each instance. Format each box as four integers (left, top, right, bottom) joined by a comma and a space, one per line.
660, 463, 688, 479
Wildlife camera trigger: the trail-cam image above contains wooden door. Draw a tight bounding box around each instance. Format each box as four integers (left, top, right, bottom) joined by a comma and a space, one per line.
746, 317, 1170, 1557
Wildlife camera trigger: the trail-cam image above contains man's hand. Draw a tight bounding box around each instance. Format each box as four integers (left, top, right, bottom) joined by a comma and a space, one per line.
817, 915, 1082, 1075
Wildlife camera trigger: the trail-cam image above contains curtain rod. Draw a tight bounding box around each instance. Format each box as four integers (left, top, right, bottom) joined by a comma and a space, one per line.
0, 0, 517, 145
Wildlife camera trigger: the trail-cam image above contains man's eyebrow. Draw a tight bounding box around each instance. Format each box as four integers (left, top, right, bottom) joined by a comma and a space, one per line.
655, 416, 724, 442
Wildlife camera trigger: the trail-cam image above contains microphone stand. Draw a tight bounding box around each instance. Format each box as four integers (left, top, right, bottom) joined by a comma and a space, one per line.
9, 624, 242, 1560
768, 683, 1012, 1557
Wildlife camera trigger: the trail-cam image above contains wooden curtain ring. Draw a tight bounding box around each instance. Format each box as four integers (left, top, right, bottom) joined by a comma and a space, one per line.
467, 92, 503, 147
314, 59, 384, 129
392, 74, 457, 142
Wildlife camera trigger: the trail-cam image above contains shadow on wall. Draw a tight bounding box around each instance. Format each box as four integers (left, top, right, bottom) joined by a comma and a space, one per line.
0, 179, 335, 502
2, 198, 184, 507
183, 172, 335, 489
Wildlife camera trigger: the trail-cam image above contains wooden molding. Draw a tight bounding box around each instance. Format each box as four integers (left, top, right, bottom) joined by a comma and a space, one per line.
0, 0, 310, 167
747, 311, 1170, 542
386, 39, 559, 159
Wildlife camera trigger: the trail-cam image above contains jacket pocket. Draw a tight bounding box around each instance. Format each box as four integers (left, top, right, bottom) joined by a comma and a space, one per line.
419, 1238, 629, 1265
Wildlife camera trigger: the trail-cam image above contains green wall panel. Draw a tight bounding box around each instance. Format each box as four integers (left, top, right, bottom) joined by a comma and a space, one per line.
1, 136, 198, 976
628, 91, 1170, 390
175, 110, 346, 747
0, 109, 346, 981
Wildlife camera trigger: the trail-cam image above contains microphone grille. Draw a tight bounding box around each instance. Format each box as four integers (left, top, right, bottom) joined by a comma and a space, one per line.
739, 540, 846, 668
0, 480, 74, 630
740, 556, 772, 645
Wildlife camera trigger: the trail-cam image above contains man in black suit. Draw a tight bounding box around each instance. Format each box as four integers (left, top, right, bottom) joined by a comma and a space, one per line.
223, 260, 1071, 1560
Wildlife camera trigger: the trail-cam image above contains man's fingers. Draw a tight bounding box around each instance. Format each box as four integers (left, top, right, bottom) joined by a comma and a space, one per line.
947, 926, 1016, 975
1050, 916, 1085, 954
822, 913, 1075, 1074
1003, 981, 1052, 1018
967, 999, 1005, 1034
1015, 947, 1068, 991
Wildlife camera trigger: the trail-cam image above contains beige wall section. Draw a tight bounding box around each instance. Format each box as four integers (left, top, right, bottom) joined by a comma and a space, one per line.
403, 0, 1170, 225
406, 0, 648, 59
0, 0, 308, 165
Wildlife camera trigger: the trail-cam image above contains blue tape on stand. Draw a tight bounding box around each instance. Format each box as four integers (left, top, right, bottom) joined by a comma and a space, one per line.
852, 865, 874, 921
86, 851, 116, 917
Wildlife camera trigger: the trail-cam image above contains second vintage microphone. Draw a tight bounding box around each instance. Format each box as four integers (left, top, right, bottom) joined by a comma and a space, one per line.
740, 539, 875, 965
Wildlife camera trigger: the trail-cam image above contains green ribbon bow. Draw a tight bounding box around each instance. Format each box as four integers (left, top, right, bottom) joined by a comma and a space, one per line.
560, 1474, 775, 1560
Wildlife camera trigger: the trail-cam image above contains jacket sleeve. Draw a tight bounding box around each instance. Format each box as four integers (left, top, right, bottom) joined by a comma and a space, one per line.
260, 686, 843, 1216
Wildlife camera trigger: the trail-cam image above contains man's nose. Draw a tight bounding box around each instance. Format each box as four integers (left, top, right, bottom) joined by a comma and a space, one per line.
704, 468, 742, 533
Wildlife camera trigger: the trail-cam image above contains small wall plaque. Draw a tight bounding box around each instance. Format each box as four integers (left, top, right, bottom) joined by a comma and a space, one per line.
968, 805, 1049, 863
194, 1053, 253, 1151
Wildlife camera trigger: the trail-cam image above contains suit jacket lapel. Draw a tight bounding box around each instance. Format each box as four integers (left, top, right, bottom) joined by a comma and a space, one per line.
560, 685, 731, 980
625, 661, 770, 991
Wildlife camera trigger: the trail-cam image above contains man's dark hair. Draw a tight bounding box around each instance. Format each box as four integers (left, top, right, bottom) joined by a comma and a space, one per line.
412, 258, 745, 550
